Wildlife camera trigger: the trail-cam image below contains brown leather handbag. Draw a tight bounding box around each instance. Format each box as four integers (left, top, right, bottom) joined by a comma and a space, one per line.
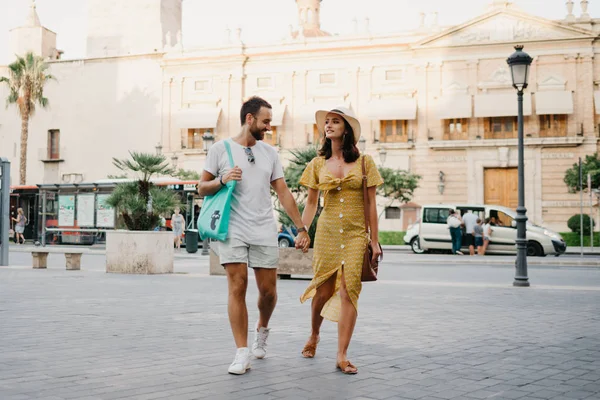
361, 156, 382, 282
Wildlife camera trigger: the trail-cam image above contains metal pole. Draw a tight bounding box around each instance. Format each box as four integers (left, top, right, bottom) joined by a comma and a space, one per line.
589, 174, 594, 252
41, 190, 47, 247
579, 158, 583, 257
514, 91, 529, 287
201, 238, 209, 256
0, 158, 10, 266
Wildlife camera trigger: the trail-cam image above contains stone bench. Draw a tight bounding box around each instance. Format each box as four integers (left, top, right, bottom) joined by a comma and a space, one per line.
31, 251, 83, 270
209, 248, 314, 279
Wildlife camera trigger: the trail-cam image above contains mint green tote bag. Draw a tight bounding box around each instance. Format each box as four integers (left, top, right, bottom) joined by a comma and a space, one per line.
198, 140, 236, 241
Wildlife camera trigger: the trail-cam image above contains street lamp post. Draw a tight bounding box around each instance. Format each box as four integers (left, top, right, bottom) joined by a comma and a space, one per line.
507, 45, 533, 287
379, 149, 387, 166
358, 136, 366, 152
200, 131, 215, 255
202, 130, 215, 153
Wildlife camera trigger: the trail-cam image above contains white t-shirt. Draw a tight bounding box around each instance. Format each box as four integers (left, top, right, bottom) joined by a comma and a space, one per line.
462, 212, 479, 234
204, 139, 285, 246
447, 215, 461, 228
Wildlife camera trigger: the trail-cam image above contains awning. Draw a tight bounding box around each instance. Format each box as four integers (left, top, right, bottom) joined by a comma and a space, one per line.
270, 105, 287, 127
535, 91, 573, 115
437, 94, 472, 119
474, 93, 531, 118
174, 108, 221, 129
298, 102, 349, 124
366, 98, 417, 120
594, 91, 600, 114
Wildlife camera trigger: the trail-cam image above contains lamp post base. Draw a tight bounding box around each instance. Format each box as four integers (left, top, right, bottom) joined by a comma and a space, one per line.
513, 277, 530, 287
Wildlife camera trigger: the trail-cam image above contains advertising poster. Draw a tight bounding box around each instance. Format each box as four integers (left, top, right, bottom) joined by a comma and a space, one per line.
77, 194, 95, 227
58, 195, 75, 226
96, 194, 115, 228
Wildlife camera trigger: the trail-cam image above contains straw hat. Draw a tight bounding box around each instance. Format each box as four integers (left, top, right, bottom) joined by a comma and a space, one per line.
315, 106, 361, 144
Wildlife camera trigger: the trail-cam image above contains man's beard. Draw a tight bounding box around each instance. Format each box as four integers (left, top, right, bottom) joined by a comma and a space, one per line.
250, 123, 265, 141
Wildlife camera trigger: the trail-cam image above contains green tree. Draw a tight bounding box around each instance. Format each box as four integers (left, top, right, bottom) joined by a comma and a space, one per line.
564, 153, 600, 193
0, 52, 56, 184
106, 152, 182, 230
376, 167, 421, 219
174, 168, 201, 181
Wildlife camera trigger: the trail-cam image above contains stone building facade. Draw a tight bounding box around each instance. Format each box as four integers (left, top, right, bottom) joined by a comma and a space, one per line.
1, 0, 600, 232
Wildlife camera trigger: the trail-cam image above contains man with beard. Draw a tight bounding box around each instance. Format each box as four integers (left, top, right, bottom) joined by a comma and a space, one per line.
200, 96, 310, 375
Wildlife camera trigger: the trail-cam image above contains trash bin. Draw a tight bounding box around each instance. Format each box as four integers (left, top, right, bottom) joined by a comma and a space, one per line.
185, 229, 199, 253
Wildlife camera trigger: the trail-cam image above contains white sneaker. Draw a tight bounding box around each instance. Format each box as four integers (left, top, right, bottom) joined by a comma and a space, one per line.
252, 322, 270, 359
228, 347, 251, 375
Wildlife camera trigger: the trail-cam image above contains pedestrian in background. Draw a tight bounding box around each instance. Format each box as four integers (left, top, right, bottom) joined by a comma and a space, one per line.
473, 218, 484, 255
447, 209, 463, 255
11, 208, 26, 245
462, 209, 479, 256
171, 208, 185, 249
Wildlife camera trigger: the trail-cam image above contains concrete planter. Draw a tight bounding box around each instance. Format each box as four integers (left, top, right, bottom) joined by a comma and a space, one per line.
106, 230, 174, 274
209, 246, 314, 278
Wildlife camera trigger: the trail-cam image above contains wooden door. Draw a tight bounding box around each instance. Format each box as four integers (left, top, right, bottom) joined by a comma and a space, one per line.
484, 168, 518, 209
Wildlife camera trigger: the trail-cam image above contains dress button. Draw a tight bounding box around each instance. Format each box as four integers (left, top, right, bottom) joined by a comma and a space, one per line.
340, 199, 344, 203
339, 213, 343, 218
340, 229, 344, 233
341, 244, 345, 249
337, 187, 342, 191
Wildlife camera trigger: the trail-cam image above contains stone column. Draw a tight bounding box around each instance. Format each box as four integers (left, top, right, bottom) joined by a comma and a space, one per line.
579, 54, 595, 137
161, 77, 174, 153
528, 57, 540, 137
227, 70, 245, 139
415, 62, 430, 142
564, 54, 579, 136
466, 59, 479, 139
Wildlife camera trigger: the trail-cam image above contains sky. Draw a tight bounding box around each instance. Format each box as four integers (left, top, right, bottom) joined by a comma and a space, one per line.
0, 0, 591, 64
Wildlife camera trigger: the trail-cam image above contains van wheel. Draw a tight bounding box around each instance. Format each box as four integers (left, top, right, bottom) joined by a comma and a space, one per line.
410, 237, 426, 254
527, 241, 544, 257
278, 238, 292, 248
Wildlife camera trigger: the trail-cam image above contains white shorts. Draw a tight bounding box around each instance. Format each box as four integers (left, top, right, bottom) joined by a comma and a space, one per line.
215, 237, 279, 269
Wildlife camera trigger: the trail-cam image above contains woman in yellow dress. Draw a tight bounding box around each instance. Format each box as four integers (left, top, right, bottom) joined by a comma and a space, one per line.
298, 107, 383, 374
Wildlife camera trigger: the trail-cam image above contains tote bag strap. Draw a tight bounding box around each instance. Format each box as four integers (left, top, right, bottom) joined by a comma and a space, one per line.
223, 139, 235, 169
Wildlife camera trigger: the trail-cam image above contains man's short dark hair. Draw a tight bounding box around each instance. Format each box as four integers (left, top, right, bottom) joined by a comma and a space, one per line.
240, 96, 272, 126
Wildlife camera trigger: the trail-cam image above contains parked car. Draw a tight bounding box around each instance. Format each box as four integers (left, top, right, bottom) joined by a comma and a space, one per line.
417, 204, 566, 257
278, 226, 298, 247
403, 219, 426, 254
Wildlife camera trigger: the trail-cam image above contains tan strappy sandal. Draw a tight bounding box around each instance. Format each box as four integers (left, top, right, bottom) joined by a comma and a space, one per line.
336, 360, 358, 374
301, 337, 320, 358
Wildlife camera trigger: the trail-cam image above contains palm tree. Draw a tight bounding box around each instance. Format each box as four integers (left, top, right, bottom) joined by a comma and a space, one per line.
0, 52, 55, 184
107, 152, 182, 231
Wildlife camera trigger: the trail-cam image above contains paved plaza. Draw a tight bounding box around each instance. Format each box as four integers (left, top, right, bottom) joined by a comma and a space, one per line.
1, 250, 599, 400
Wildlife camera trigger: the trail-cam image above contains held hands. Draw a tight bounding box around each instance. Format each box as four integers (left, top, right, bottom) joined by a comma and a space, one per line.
295, 231, 311, 253
223, 166, 242, 184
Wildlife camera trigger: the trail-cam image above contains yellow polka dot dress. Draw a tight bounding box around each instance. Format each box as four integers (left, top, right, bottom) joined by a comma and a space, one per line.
299, 154, 384, 322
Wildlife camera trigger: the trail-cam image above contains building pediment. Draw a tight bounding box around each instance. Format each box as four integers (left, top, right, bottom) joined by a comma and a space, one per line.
415, 9, 596, 48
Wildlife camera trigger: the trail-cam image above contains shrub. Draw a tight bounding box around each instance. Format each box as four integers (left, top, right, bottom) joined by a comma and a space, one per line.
567, 214, 595, 234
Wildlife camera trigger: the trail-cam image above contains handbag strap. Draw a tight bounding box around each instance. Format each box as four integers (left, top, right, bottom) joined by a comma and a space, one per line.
362, 156, 370, 235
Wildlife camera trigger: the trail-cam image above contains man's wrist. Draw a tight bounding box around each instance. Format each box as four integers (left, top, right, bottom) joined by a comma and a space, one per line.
296, 225, 308, 233
219, 176, 226, 186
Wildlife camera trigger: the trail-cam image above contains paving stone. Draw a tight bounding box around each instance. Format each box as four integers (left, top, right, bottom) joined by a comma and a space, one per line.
0, 258, 599, 400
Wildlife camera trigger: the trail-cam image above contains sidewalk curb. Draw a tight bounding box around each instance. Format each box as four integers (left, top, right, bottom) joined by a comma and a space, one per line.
403, 258, 600, 267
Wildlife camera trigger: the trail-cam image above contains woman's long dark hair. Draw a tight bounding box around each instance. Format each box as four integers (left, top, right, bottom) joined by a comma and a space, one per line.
318, 119, 360, 163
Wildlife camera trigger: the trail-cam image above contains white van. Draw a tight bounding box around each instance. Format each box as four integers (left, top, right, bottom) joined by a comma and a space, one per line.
418, 204, 566, 257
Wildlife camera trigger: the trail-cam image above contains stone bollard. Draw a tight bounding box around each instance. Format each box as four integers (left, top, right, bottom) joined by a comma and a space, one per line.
32, 252, 49, 269
65, 253, 82, 270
